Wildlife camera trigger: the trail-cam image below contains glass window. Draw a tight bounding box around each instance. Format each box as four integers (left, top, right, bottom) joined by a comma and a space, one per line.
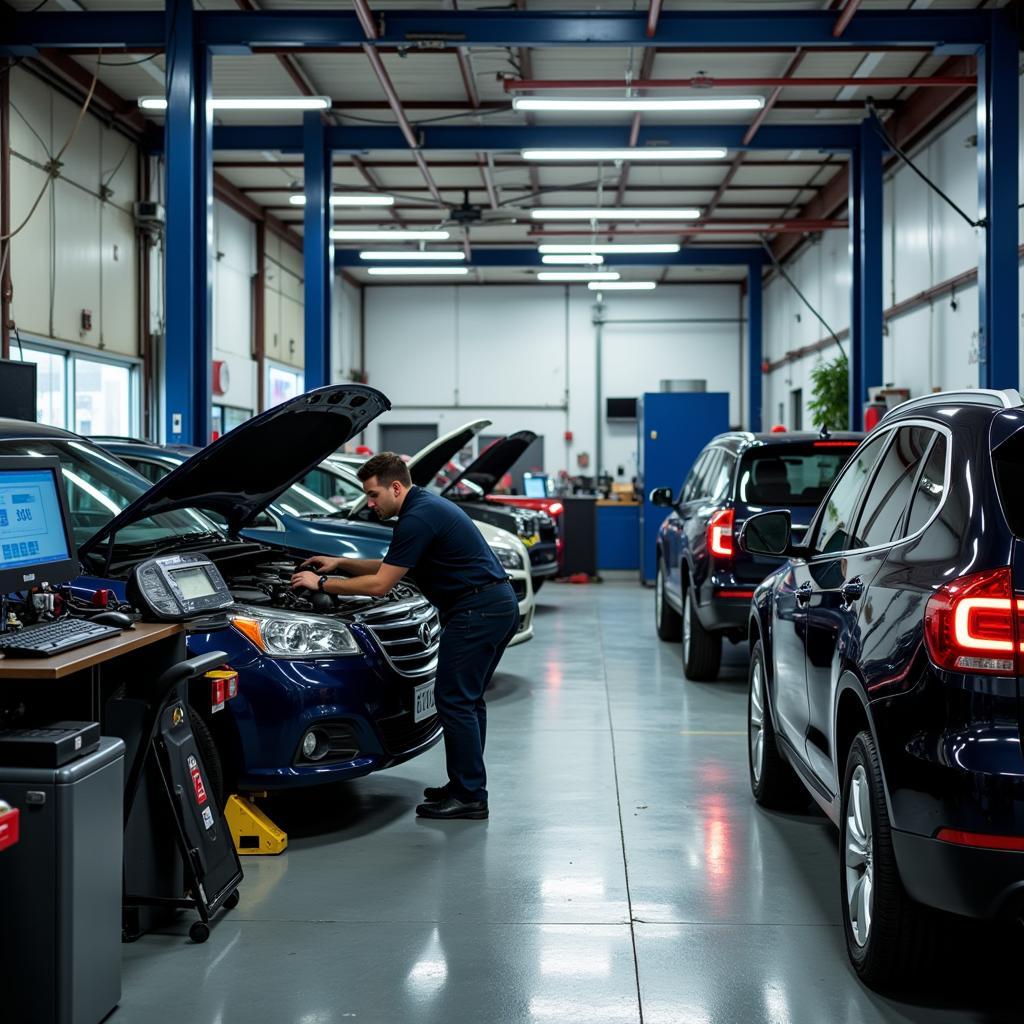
810, 432, 889, 556
681, 451, 710, 503
273, 482, 337, 518
130, 458, 174, 485
855, 427, 932, 548
905, 435, 947, 536
212, 405, 252, 440
301, 465, 365, 508
695, 450, 723, 501
73, 358, 132, 436
19, 348, 66, 428
266, 363, 304, 409
707, 452, 734, 502
738, 442, 859, 508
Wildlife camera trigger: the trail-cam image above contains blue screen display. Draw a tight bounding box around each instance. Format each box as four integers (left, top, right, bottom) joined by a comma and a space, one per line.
524, 475, 548, 498
0, 468, 71, 572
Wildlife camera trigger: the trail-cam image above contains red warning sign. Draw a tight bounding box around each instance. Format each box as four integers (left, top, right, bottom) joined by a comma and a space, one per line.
187, 754, 208, 806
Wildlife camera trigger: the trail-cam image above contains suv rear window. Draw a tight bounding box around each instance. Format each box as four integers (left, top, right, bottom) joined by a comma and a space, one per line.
737, 442, 859, 508
993, 429, 1024, 536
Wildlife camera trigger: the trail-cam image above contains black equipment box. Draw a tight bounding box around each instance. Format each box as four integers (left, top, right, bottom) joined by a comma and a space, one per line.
0, 721, 101, 767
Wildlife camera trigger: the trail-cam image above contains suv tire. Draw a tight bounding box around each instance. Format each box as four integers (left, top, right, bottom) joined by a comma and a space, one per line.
840, 730, 939, 989
682, 585, 721, 680
655, 563, 682, 641
748, 640, 805, 809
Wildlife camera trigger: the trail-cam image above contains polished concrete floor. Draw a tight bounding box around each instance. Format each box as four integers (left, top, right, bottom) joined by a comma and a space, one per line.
119, 581, 1023, 1023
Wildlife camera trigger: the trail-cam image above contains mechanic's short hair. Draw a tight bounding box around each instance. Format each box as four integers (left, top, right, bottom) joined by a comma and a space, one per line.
358, 452, 411, 488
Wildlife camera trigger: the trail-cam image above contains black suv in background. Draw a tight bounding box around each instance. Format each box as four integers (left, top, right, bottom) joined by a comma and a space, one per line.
739, 389, 1024, 989
651, 430, 863, 679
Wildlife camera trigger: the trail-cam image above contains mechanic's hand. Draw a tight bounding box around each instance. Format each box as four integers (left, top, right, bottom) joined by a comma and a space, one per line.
291, 570, 321, 591
297, 554, 340, 574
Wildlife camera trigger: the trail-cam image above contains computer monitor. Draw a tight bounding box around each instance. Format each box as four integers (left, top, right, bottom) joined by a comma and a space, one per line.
0, 456, 79, 593
523, 474, 548, 498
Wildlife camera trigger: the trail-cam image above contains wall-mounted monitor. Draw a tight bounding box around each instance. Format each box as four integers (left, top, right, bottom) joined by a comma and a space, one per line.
0, 359, 37, 421
606, 397, 638, 421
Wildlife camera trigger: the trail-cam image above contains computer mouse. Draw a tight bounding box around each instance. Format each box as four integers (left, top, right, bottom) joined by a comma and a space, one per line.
91, 610, 135, 629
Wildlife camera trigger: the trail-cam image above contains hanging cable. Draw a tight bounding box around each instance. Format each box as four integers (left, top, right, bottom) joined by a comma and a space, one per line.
865, 99, 984, 230
759, 236, 846, 357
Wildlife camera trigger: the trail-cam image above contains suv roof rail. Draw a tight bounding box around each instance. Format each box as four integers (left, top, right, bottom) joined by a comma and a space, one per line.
880, 388, 1023, 423
90, 434, 146, 444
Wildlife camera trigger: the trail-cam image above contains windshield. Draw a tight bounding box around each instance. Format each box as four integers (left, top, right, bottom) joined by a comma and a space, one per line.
299, 463, 366, 510
274, 481, 338, 517
0, 438, 221, 551
737, 442, 859, 508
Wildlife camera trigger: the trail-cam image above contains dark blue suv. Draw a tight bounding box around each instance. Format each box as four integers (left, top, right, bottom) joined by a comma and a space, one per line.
651, 431, 862, 680
738, 389, 1024, 988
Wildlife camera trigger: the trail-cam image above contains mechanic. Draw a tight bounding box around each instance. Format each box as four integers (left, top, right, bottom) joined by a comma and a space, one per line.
291, 452, 519, 821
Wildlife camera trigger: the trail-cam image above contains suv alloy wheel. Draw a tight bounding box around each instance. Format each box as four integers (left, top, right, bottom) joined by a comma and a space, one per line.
682, 585, 722, 681
840, 731, 939, 987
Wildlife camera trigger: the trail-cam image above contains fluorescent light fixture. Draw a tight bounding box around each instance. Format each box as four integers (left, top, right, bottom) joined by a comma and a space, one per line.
536, 271, 621, 282
513, 97, 763, 113
331, 229, 450, 241
587, 281, 657, 291
539, 243, 681, 254
366, 266, 470, 277
532, 208, 701, 221
359, 251, 465, 261
522, 148, 727, 161
290, 194, 394, 207
139, 96, 331, 111
541, 253, 605, 265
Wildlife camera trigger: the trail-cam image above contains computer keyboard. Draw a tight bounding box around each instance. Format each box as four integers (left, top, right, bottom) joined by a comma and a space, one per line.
0, 618, 124, 658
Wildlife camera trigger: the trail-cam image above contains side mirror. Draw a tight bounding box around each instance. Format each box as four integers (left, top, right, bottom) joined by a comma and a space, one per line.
738, 510, 794, 557
649, 487, 674, 508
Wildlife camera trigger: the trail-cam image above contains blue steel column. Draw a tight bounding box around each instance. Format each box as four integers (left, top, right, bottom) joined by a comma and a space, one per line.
747, 262, 763, 432
303, 111, 331, 389
848, 120, 883, 430
163, 0, 212, 444
977, 13, 1019, 389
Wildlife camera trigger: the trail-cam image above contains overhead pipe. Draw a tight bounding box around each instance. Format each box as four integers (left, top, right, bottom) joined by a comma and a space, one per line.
743, 49, 806, 146
833, 0, 863, 39
646, 0, 662, 39
503, 75, 973, 91
351, 0, 444, 205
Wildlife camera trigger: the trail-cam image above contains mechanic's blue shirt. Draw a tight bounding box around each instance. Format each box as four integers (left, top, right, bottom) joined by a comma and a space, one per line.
383, 486, 506, 613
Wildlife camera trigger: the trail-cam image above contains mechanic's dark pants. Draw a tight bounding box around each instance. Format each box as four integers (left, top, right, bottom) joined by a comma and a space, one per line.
435, 583, 519, 803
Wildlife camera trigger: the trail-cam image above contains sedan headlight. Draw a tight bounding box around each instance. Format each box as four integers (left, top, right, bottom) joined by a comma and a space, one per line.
229, 606, 360, 659
490, 541, 524, 571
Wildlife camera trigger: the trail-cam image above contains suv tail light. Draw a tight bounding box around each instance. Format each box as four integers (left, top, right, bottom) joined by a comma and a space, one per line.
924, 567, 1023, 675
707, 509, 735, 560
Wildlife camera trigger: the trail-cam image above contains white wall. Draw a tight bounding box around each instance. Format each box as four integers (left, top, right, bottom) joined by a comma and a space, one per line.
212, 200, 257, 413
361, 283, 743, 482
333, 276, 362, 384
8, 67, 138, 355
764, 76, 1024, 428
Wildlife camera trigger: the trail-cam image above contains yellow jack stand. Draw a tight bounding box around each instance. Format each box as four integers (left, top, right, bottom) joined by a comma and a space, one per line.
224, 795, 288, 855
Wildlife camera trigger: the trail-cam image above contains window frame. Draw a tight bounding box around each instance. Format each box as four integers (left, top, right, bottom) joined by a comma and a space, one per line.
804, 420, 952, 562
850, 425, 934, 550
14, 334, 142, 437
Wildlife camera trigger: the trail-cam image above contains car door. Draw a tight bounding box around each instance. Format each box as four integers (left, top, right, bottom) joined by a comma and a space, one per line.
802, 426, 931, 791
682, 448, 725, 599
665, 448, 712, 599
772, 431, 889, 756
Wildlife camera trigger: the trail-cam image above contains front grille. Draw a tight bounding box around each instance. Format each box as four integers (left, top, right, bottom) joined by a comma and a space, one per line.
355, 588, 441, 679
512, 578, 528, 602
376, 711, 441, 755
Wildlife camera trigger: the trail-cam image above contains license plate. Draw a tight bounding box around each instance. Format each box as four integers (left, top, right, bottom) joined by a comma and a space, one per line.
414, 680, 436, 723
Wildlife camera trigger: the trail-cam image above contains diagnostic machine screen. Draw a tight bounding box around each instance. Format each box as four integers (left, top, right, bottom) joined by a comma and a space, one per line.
171, 565, 218, 601
0, 468, 71, 572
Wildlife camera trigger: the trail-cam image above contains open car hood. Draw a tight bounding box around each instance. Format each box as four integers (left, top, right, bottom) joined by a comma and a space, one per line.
441, 430, 537, 497
347, 418, 490, 516
79, 384, 390, 556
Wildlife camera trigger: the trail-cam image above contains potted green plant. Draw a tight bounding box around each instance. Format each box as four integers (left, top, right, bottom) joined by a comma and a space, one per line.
807, 351, 849, 431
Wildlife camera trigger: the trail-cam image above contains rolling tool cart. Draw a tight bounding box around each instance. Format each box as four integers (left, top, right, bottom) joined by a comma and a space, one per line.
110, 552, 244, 943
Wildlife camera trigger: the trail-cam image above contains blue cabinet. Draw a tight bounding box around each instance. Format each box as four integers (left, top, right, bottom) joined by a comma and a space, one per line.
636, 392, 730, 583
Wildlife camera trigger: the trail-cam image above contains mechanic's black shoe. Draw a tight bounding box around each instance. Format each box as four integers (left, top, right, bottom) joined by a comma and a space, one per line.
423, 782, 452, 802
416, 796, 489, 820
